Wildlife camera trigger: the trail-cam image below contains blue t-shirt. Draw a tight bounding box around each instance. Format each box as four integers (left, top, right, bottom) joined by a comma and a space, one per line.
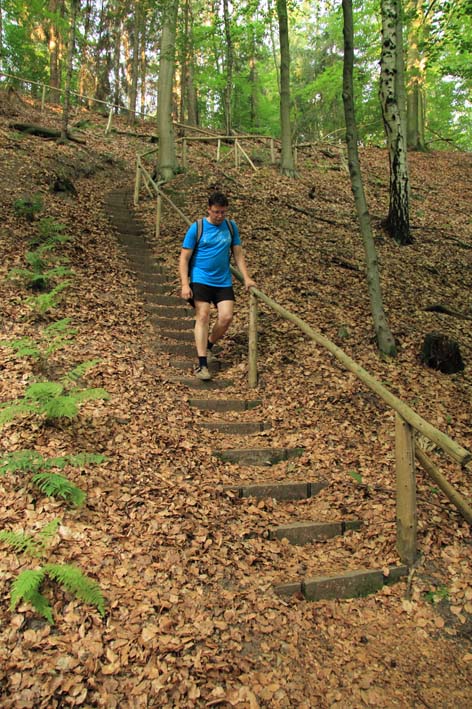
182, 218, 241, 287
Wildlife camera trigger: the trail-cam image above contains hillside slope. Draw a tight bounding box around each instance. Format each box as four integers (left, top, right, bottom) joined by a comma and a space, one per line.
0, 94, 471, 708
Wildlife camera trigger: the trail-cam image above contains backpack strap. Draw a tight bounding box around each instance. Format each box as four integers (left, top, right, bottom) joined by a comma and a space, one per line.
196, 218, 204, 245
226, 219, 236, 244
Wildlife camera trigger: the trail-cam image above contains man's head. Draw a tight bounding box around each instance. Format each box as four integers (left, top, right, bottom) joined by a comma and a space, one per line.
208, 191, 229, 225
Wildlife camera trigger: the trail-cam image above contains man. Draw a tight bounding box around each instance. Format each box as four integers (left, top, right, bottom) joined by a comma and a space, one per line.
179, 191, 256, 380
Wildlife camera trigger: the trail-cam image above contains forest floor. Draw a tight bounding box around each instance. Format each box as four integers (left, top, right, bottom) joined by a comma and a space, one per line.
0, 91, 471, 708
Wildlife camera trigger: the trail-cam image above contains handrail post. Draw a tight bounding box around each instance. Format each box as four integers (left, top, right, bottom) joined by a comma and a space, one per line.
134, 156, 142, 206
217, 138, 221, 162
155, 192, 162, 240
105, 106, 113, 135
41, 84, 46, 112
182, 138, 187, 169
395, 413, 417, 565
235, 140, 239, 169
248, 291, 258, 388
270, 138, 275, 164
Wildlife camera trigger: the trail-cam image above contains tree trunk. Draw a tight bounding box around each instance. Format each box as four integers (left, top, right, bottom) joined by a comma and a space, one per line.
222, 0, 233, 135
128, 0, 142, 124
158, 0, 179, 181
380, 0, 412, 245
276, 0, 296, 177
47, 0, 63, 104
406, 0, 427, 151
342, 0, 397, 357
61, 0, 79, 140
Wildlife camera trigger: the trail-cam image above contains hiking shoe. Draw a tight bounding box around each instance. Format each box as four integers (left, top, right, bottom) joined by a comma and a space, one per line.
207, 349, 216, 363
195, 365, 212, 381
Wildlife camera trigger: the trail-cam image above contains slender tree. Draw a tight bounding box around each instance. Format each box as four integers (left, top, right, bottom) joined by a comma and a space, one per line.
342, 0, 397, 357
158, 0, 179, 181
276, 0, 296, 176
406, 0, 426, 150
61, 0, 79, 140
222, 0, 233, 135
380, 0, 412, 245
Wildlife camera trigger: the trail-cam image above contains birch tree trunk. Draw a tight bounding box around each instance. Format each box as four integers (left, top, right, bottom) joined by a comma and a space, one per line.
380, 0, 412, 245
276, 0, 296, 177
342, 0, 397, 357
158, 0, 179, 181
222, 0, 233, 135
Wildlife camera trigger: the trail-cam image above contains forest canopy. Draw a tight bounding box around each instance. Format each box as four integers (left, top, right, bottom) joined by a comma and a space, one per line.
0, 0, 471, 150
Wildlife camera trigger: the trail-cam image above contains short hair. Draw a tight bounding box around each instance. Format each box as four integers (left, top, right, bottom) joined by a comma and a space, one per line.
208, 191, 229, 207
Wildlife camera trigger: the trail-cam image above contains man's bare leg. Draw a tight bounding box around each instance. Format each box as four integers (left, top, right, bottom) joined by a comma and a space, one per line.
209, 300, 234, 346
194, 300, 211, 356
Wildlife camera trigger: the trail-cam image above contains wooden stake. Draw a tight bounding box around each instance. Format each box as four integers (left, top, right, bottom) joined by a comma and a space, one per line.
396, 413, 417, 565
248, 292, 258, 388
155, 193, 162, 240
105, 106, 113, 135
134, 157, 141, 206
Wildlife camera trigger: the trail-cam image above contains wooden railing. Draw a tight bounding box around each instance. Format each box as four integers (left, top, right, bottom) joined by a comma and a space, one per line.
133, 151, 472, 567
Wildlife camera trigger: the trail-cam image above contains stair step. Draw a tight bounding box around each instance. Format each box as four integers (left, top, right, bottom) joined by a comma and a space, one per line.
200, 421, 271, 434
161, 330, 194, 342
158, 342, 196, 356
151, 295, 183, 306
169, 377, 234, 390
228, 480, 327, 500
274, 565, 408, 601
170, 358, 221, 372
146, 306, 194, 319
214, 447, 304, 466
140, 283, 175, 295
189, 398, 262, 411
152, 318, 194, 330
269, 520, 362, 545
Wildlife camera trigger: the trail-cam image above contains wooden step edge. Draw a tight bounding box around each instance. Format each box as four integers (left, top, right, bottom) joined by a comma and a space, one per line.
213, 447, 305, 466
223, 480, 327, 500
268, 519, 362, 545
199, 421, 272, 434
189, 398, 262, 411
274, 565, 409, 601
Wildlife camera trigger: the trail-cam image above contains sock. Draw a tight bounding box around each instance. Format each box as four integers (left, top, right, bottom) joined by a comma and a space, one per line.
199, 356, 208, 368
207, 339, 214, 351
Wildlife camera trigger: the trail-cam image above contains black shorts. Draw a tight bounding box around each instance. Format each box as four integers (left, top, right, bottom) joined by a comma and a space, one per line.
189, 282, 235, 307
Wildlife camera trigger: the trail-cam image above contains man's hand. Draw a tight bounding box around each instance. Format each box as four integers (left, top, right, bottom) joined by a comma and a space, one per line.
244, 277, 257, 291
181, 284, 193, 300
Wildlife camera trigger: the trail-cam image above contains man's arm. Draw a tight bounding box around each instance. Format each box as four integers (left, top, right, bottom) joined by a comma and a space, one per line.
231, 245, 256, 290
179, 248, 193, 300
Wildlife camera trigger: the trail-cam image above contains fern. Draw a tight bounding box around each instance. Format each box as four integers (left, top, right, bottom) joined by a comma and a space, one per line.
13, 194, 43, 222
0, 318, 77, 362
0, 362, 109, 427
61, 359, 101, 385
25, 281, 71, 317
10, 568, 51, 621
0, 519, 60, 558
45, 564, 105, 617
10, 564, 105, 623
0, 449, 105, 475
31, 472, 86, 507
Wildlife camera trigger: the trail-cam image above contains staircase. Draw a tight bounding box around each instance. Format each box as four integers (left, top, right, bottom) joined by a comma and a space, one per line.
104, 189, 407, 601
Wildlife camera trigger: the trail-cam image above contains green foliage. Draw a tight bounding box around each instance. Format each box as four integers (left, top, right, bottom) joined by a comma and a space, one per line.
10, 563, 105, 623
28, 217, 71, 250
425, 585, 450, 604
0, 318, 78, 363
13, 194, 43, 222
0, 449, 105, 475
24, 281, 71, 317
0, 360, 109, 427
0, 519, 60, 559
31, 472, 86, 507
348, 470, 363, 484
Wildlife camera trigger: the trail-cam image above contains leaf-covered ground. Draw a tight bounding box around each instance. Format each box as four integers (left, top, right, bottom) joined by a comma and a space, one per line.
0, 92, 471, 707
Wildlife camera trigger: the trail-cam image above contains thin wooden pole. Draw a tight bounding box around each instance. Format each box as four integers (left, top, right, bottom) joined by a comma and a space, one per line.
415, 447, 472, 524
41, 84, 46, 112
105, 106, 113, 135
217, 139, 221, 162
182, 138, 187, 169
248, 292, 258, 388
237, 142, 258, 171
396, 413, 417, 565
134, 156, 142, 206
270, 138, 275, 164
235, 140, 239, 169
155, 193, 162, 241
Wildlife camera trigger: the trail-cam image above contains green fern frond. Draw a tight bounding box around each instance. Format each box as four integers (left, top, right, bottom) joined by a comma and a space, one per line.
10, 568, 47, 611
45, 564, 105, 617
42, 396, 79, 419
72, 388, 110, 404
44, 318, 77, 337
61, 359, 101, 386
36, 518, 61, 549
24, 382, 64, 403
25, 281, 71, 316
25, 588, 54, 624
0, 450, 45, 473
0, 337, 41, 359
0, 530, 34, 555
0, 401, 32, 426
37, 217, 68, 239
32, 472, 86, 507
